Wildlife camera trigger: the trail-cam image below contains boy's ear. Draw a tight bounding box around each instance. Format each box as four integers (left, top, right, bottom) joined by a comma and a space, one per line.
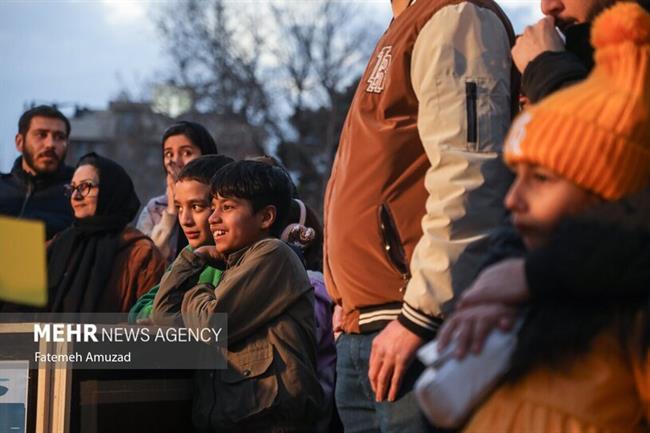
258, 205, 277, 231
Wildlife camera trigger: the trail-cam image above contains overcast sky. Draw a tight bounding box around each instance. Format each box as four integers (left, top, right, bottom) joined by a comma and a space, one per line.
0, 0, 542, 172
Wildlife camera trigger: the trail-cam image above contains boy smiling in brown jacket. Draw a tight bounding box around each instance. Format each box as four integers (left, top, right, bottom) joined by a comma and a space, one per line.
153, 160, 323, 433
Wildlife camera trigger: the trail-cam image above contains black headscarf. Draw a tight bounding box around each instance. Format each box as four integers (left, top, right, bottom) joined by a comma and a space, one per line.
47, 153, 141, 312
161, 121, 219, 255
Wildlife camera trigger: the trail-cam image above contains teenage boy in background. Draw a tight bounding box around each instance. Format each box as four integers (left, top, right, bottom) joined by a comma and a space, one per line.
129, 154, 233, 323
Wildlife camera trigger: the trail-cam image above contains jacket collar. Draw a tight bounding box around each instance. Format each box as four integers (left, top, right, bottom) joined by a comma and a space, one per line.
224, 237, 272, 268
10, 156, 74, 186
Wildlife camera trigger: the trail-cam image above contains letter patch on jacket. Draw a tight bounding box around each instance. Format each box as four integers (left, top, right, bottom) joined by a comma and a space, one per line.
366, 46, 392, 94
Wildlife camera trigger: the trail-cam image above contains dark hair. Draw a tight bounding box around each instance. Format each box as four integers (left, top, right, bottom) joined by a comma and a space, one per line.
161, 121, 218, 156
178, 155, 234, 185
247, 155, 298, 198
210, 160, 292, 237
248, 155, 322, 268
18, 105, 70, 137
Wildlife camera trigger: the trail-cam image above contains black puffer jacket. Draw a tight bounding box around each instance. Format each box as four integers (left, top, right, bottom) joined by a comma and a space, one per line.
0, 157, 74, 239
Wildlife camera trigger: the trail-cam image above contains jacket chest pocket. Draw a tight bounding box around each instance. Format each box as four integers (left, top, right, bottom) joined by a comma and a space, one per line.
217, 343, 278, 423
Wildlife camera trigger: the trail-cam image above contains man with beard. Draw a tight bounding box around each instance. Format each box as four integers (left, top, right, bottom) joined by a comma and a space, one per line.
437, 0, 650, 359
514, 0, 650, 104
0, 105, 74, 239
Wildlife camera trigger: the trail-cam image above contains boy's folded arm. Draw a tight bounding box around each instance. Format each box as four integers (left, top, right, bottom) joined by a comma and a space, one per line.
181, 240, 310, 344
152, 248, 207, 326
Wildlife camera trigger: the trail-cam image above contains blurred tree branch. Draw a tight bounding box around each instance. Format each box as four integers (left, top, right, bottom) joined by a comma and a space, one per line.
155, 0, 379, 212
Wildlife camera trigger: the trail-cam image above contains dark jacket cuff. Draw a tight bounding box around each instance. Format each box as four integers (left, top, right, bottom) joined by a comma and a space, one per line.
522, 51, 589, 103
398, 302, 443, 341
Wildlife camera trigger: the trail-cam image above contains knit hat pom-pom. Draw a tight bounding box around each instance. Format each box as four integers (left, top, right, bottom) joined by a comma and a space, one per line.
592, 2, 650, 49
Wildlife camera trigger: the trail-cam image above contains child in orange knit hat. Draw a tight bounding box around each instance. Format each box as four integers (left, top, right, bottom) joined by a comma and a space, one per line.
459, 3, 650, 432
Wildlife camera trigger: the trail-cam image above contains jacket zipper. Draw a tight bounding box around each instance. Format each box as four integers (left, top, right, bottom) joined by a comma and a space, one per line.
378, 204, 410, 292
18, 180, 34, 218
466, 81, 478, 150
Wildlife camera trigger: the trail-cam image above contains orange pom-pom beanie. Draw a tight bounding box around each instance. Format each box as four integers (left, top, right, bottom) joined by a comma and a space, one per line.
504, 2, 650, 200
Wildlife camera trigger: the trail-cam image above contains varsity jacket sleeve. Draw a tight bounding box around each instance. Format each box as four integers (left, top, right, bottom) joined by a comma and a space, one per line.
400, 2, 514, 339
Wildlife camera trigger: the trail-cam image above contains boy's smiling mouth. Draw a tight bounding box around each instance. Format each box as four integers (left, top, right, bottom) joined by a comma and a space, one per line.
213, 229, 227, 238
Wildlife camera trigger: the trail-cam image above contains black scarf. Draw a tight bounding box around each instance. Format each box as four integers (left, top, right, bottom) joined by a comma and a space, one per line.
563, 23, 594, 72
47, 153, 140, 312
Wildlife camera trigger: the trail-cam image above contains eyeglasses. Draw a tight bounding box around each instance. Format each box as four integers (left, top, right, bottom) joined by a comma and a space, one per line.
64, 181, 99, 198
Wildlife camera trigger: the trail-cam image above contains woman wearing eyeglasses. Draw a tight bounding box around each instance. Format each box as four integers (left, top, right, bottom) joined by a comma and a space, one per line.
135, 121, 219, 264
47, 152, 165, 312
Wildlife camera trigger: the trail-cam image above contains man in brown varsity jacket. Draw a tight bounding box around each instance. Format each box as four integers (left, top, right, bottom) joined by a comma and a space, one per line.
323, 0, 517, 430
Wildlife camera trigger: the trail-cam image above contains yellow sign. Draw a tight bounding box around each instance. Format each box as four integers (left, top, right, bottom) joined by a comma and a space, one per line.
0, 216, 47, 306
